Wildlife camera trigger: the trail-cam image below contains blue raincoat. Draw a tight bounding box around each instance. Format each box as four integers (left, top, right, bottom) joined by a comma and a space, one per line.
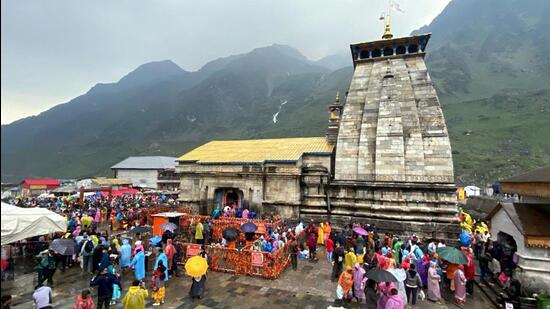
130, 251, 145, 280
155, 252, 169, 281
120, 239, 132, 268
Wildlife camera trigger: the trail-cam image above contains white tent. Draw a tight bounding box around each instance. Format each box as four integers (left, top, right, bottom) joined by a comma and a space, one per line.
464, 186, 481, 197
1, 202, 67, 245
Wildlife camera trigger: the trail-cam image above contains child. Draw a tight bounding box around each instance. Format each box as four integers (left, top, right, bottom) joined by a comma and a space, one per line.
152, 265, 166, 306
73, 289, 94, 309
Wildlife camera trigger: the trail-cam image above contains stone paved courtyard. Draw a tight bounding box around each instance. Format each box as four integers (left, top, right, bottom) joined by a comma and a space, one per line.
2, 247, 494, 308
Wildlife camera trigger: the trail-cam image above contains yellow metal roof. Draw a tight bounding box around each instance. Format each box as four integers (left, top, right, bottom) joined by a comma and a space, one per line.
177, 137, 333, 164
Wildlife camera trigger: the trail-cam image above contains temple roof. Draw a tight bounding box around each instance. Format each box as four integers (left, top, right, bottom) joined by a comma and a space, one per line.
111, 156, 177, 170
177, 137, 333, 164
501, 166, 550, 183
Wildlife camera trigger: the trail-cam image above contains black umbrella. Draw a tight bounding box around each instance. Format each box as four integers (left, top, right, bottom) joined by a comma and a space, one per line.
365, 268, 398, 282
129, 226, 152, 234
223, 227, 238, 241
50, 239, 77, 256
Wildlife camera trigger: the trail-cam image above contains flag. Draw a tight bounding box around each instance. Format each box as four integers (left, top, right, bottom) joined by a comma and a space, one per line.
390, 1, 405, 13
379, 13, 385, 20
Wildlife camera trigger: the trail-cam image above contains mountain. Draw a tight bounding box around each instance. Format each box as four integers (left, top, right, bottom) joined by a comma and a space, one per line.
314, 51, 352, 71
2, 0, 550, 185
414, 0, 550, 101
1, 44, 348, 180
414, 0, 550, 184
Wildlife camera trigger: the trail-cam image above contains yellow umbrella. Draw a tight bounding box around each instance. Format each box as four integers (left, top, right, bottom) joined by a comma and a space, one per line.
185, 255, 208, 277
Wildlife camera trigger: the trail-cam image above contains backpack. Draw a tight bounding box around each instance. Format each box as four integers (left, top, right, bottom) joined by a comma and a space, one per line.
84, 240, 94, 253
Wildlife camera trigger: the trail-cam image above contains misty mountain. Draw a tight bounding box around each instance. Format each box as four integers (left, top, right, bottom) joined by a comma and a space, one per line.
2, 0, 549, 185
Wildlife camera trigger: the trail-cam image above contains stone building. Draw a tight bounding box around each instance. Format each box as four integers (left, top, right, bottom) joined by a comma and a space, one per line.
111, 156, 179, 190
177, 29, 458, 239
486, 166, 550, 295
176, 137, 333, 217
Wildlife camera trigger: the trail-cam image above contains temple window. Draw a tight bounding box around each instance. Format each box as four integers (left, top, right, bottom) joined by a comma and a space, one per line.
408, 44, 419, 53
396, 45, 406, 55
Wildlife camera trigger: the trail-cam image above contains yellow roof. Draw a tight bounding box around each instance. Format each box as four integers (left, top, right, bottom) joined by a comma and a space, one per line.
178, 137, 333, 164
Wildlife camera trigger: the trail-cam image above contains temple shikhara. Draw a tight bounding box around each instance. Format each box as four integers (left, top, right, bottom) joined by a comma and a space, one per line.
177, 24, 458, 239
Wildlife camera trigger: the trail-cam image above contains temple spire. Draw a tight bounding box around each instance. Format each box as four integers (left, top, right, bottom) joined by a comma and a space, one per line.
381, 0, 404, 40
382, 14, 393, 39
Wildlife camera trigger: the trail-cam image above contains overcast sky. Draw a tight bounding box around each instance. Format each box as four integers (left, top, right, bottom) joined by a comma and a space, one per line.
1, 0, 450, 124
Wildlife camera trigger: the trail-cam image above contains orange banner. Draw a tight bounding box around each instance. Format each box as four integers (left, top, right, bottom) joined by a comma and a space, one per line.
187, 244, 201, 257
251, 251, 263, 267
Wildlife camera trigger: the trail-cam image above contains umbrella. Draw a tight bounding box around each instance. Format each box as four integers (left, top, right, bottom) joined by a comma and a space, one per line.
149, 236, 162, 245
160, 222, 178, 232
437, 247, 468, 264
240, 222, 257, 233
223, 227, 238, 241
365, 268, 398, 282
389, 268, 407, 282
185, 255, 208, 277
50, 238, 77, 256
129, 226, 152, 234
352, 226, 368, 236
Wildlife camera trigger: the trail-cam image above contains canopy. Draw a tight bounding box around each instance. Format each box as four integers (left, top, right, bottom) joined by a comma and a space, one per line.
1, 202, 67, 245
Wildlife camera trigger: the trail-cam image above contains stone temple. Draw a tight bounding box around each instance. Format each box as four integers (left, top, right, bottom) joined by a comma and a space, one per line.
177, 31, 458, 239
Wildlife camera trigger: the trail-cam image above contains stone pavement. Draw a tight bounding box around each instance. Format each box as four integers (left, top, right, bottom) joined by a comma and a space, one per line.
2, 247, 494, 308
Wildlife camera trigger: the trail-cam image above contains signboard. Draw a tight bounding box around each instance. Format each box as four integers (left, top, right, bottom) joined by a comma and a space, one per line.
187, 244, 201, 257
251, 251, 263, 267
30, 185, 47, 190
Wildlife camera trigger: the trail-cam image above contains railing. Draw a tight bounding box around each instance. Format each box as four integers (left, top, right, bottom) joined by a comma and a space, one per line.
178, 230, 305, 279
177, 214, 283, 243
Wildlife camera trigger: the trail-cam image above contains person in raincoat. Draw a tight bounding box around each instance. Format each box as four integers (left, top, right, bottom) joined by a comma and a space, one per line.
336, 266, 354, 302
393, 238, 403, 265
317, 223, 325, 245
107, 262, 122, 306
130, 249, 145, 281
122, 280, 148, 309
353, 262, 366, 303
164, 239, 176, 277
323, 222, 331, 244
154, 248, 169, 282
454, 265, 467, 305
119, 239, 132, 269
344, 248, 357, 269
427, 261, 442, 304
385, 287, 405, 309
133, 241, 144, 256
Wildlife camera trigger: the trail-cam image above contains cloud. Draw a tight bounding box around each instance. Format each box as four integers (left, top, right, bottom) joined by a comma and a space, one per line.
1, 0, 450, 124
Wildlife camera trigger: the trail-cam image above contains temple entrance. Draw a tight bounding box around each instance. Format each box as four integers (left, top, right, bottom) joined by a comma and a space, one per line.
213, 188, 243, 213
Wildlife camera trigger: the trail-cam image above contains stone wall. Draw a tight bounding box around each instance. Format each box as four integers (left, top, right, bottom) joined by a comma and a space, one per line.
334, 54, 453, 184
177, 160, 327, 218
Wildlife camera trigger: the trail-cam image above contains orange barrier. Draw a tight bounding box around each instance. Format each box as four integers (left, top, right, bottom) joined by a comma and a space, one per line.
176, 214, 282, 242
178, 230, 305, 279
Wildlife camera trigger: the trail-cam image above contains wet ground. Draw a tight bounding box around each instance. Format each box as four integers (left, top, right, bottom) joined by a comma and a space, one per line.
2, 247, 494, 308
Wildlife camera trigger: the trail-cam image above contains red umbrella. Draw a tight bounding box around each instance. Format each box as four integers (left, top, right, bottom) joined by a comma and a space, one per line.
353, 226, 368, 236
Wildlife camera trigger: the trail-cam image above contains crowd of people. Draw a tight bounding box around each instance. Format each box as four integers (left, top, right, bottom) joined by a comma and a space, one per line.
2, 193, 521, 309
287, 220, 492, 308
